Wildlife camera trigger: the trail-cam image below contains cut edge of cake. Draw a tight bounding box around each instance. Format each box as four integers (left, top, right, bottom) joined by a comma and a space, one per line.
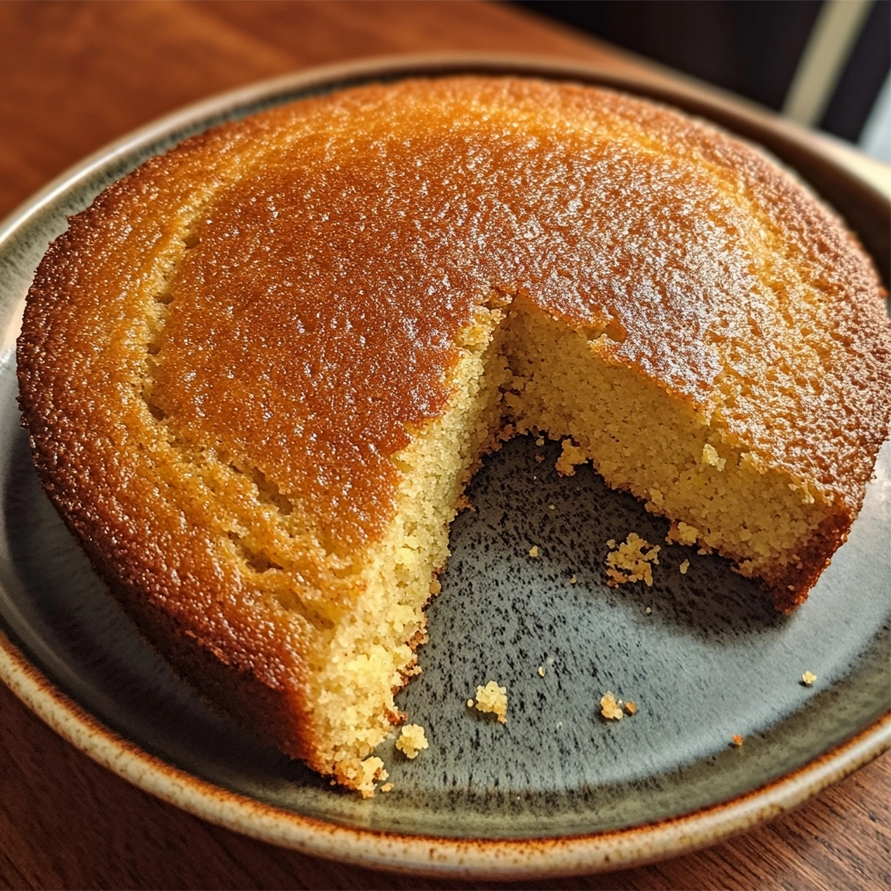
284, 287, 855, 794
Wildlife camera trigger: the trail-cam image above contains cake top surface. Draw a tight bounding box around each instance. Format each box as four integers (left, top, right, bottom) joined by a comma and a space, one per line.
18, 76, 891, 560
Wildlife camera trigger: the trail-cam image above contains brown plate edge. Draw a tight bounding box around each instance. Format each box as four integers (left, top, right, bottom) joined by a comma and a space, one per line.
1, 627, 888, 879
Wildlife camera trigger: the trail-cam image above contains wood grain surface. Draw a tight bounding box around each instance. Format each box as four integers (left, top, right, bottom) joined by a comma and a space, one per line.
1, 3, 888, 889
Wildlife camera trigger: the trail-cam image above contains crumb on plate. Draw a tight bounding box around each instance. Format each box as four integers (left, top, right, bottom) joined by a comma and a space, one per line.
599, 691, 624, 721
605, 532, 661, 587
469, 680, 508, 723
666, 521, 700, 546
395, 723, 429, 759
341, 756, 388, 799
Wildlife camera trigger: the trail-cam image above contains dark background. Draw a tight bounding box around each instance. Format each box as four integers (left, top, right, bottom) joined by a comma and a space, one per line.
513, 0, 890, 145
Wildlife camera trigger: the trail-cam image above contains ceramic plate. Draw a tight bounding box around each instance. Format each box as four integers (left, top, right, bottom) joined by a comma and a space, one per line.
1, 56, 889, 879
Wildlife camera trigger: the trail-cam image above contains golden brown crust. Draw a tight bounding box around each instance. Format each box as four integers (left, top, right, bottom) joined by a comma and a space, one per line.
765, 512, 854, 613
16, 75, 891, 778
733, 510, 855, 613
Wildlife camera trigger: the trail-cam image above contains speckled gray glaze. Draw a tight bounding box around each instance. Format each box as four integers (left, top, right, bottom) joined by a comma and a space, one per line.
0, 56, 888, 877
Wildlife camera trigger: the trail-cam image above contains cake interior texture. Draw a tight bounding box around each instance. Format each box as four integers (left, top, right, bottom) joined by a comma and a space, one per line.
306, 291, 839, 792
16, 76, 891, 795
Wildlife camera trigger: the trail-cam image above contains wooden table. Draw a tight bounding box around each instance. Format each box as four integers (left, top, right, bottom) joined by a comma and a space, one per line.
0, 3, 888, 889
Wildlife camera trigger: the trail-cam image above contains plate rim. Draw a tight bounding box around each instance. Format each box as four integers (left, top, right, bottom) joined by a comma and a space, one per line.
1, 52, 889, 879
2, 629, 888, 878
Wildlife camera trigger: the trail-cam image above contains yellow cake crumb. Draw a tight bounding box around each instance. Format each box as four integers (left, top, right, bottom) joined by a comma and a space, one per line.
470, 680, 508, 723
429, 578, 442, 595
528, 545, 540, 558
380, 782, 394, 793
395, 723, 429, 759
666, 521, 700, 546
569, 574, 578, 584
538, 665, 546, 677
605, 532, 661, 587
623, 700, 637, 716
679, 559, 690, 574
535, 436, 545, 446
555, 438, 587, 476
342, 756, 389, 799
801, 670, 817, 686
701, 443, 727, 471
599, 691, 625, 720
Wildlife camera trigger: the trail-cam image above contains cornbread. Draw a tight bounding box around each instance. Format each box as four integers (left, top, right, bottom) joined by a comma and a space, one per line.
16, 76, 891, 793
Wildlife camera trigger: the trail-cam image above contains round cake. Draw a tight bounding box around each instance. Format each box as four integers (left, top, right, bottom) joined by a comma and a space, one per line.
16, 76, 891, 794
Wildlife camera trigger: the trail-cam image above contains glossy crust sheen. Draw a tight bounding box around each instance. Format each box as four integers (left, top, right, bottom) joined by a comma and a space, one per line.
16, 77, 891, 767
